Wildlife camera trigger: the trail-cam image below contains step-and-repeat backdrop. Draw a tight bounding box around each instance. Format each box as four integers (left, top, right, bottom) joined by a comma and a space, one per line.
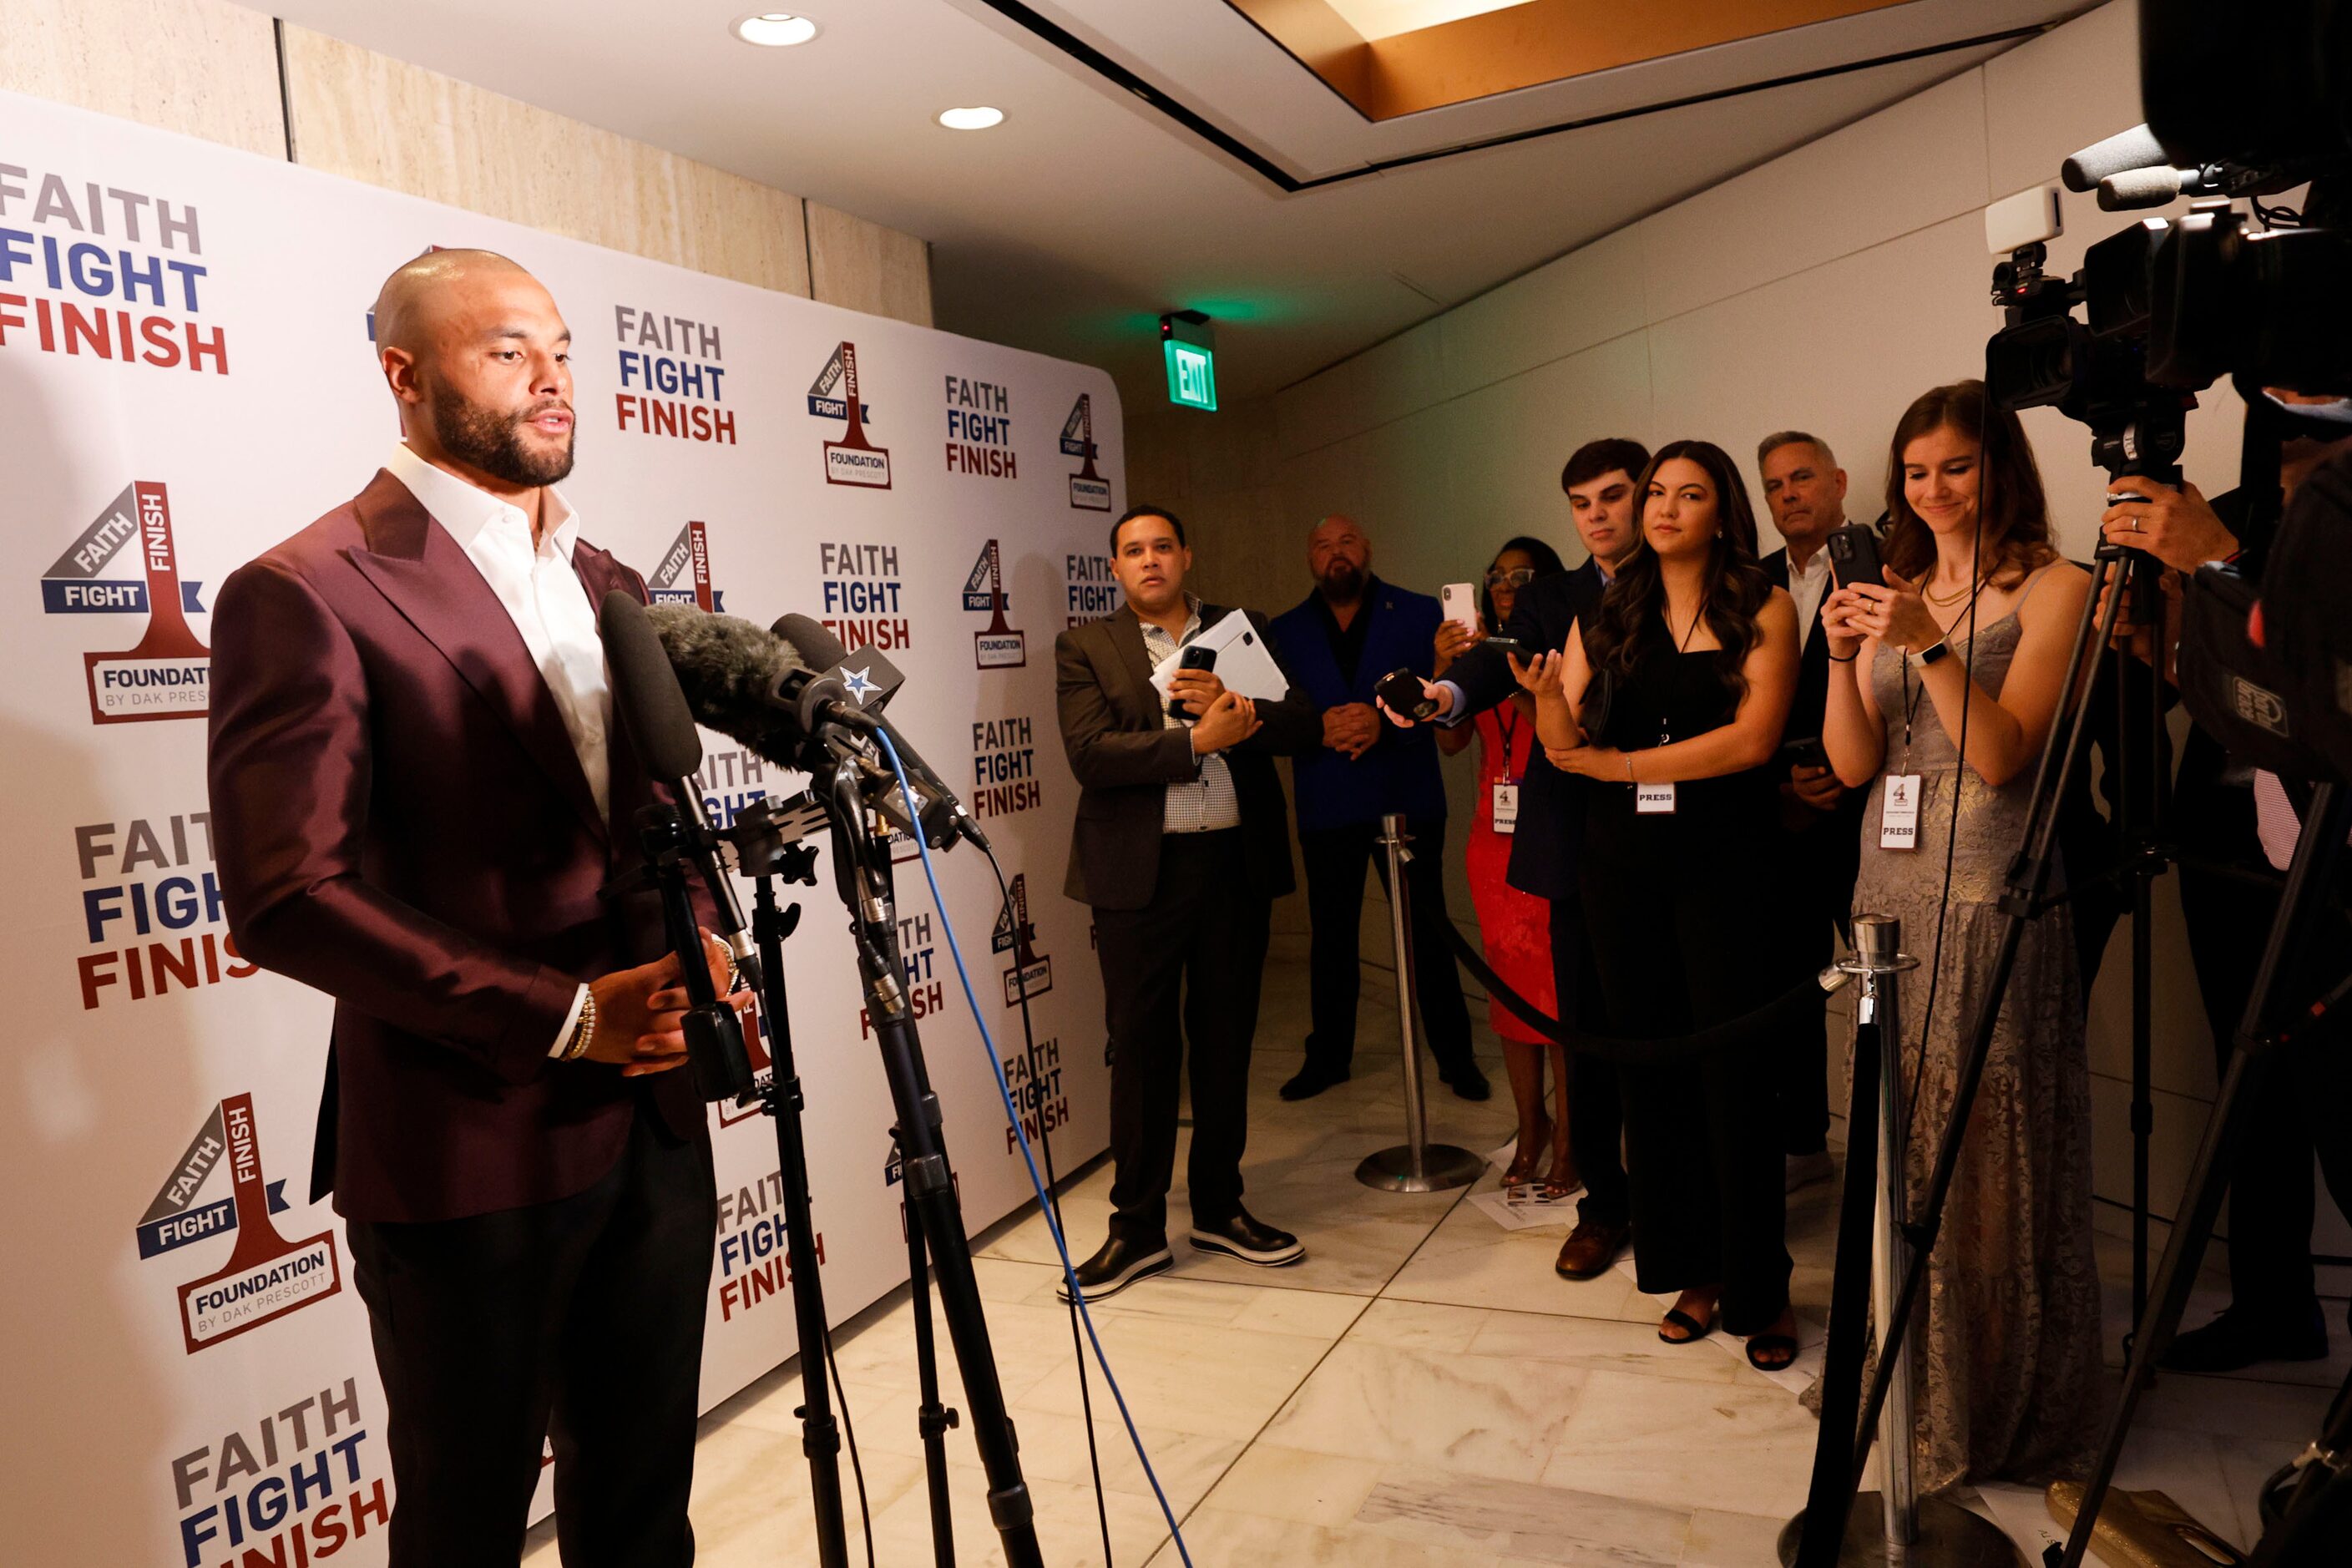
0, 87, 1123, 1565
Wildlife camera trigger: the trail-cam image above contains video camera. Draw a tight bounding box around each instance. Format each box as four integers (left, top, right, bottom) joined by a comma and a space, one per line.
1980, 1, 2352, 781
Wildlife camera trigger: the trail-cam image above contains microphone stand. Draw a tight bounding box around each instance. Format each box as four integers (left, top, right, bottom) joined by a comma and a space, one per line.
730, 805, 853, 1568
812, 738, 1044, 1568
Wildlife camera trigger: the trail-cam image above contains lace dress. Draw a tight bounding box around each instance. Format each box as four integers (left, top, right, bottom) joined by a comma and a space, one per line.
1849, 599, 2102, 1490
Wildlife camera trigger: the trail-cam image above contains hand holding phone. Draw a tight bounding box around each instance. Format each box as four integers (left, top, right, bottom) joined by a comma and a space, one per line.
1825, 524, 1885, 590
1167, 645, 1218, 720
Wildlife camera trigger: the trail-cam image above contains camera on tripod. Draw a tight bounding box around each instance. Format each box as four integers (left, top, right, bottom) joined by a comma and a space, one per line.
1978, 3, 2352, 781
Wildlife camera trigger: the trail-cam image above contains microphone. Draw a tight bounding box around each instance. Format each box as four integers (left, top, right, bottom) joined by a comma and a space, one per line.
599, 590, 761, 989
2097, 164, 2217, 211
643, 605, 971, 852
771, 615, 993, 854
2061, 124, 2170, 191
643, 602, 811, 760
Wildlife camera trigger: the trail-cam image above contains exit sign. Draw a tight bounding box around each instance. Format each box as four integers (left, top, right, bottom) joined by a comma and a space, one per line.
1165, 341, 1216, 411
1160, 311, 1216, 412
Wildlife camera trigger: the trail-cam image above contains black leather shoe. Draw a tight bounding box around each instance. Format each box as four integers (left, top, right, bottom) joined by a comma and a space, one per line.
1188, 1208, 1305, 1267
1056, 1234, 1173, 1303
1280, 1062, 1349, 1101
2160, 1302, 2328, 1373
1439, 1059, 1492, 1101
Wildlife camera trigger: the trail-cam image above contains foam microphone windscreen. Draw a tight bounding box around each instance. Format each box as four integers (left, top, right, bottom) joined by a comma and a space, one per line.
2061, 124, 2170, 191
771, 612, 849, 670
644, 604, 807, 754
599, 590, 706, 781
2097, 165, 2189, 210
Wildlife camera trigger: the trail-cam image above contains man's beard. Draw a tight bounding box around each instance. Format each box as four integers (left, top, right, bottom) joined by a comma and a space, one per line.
1319, 561, 1366, 599
430, 385, 576, 488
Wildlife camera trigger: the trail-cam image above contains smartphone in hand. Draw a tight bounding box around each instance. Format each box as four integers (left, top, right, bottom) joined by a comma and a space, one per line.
1825, 524, 1885, 590
1167, 645, 1217, 720
1440, 582, 1480, 630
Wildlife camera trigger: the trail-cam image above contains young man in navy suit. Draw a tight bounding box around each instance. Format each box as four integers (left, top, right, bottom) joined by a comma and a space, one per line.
1389, 438, 1648, 1280
1269, 516, 1490, 1103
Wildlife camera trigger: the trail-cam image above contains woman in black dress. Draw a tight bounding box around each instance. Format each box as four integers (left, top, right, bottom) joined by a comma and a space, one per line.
1515, 439, 1803, 1368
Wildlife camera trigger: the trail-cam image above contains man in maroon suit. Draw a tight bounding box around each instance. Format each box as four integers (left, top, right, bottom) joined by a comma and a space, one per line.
209, 249, 740, 1567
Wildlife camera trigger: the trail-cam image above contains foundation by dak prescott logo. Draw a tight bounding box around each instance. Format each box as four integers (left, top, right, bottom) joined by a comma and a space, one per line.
1063, 394, 1111, 512
807, 341, 890, 489
992, 873, 1052, 1007
963, 539, 1025, 670
137, 1092, 341, 1353
40, 480, 210, 724
647, 518, 727, 611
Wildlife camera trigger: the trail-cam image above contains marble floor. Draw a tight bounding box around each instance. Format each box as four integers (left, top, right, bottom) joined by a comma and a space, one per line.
525, 953, 2344, 1566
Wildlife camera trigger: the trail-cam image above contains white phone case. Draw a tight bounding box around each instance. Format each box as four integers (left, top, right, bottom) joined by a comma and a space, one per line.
1442, 582, 1479, 628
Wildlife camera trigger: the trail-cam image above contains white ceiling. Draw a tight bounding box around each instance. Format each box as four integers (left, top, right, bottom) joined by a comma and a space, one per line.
250, 0, 2091, 405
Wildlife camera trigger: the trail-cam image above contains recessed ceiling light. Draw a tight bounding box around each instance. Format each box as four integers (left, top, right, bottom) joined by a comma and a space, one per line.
937, 106, 1005, 131
733, 13, 817, 47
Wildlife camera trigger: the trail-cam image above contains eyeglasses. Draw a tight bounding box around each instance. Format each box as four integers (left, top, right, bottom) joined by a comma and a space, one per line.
1484, 567, 1537, 588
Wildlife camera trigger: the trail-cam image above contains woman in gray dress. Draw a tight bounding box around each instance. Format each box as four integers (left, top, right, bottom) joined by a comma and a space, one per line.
1817, 380, 2102, 1490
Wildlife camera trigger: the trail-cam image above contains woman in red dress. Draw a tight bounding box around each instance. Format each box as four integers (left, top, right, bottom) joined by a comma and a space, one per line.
1435, 537, 1575, 1192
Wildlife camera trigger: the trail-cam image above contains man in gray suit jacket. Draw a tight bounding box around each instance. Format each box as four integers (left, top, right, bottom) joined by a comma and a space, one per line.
1054, 506, 1320, 1300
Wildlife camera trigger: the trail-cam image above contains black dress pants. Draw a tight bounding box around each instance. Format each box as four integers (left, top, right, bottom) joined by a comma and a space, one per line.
1768, 881, 1834, 1159
1299, 815, 1473, 1074
1582, 853, 1791, 1335
344, 1105, 717, 1568
1550, 900, 1628, 1228
2179, 762, 2352, 1320
1095, 830, 1270, 1245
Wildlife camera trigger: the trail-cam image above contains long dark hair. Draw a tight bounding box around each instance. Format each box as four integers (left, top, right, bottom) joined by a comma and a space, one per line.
1586, 439, 1773, 701
1479, 534, 1567, 628
1881, 379, 2056, 589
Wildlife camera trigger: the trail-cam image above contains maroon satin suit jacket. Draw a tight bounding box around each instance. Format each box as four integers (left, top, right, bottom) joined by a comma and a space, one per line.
208, 469, 714, 1223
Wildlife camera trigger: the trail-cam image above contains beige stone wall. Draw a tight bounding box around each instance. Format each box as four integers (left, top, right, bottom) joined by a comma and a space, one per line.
0, 0, 931, 322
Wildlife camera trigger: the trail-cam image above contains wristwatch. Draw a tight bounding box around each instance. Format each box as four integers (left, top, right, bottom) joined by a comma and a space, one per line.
1916, 637, 1951, 667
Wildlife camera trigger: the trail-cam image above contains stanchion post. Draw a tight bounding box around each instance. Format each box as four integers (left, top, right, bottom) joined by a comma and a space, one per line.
1779, 914, 2012, 1567
1356, 813, 1484, 1194
1853, 914, 1919, 1556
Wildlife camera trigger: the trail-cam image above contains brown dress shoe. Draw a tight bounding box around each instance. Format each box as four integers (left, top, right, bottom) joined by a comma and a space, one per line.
1554, 1216, 1630, 1280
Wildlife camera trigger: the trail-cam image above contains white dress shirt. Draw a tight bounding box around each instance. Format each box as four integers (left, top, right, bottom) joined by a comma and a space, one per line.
1137, 598, 1242, 833
1786, 542, 1833, 653
382, 442, 608, 1055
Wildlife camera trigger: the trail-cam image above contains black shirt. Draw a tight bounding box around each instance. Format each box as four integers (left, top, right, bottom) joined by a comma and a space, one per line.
1310, 576, 1377, 685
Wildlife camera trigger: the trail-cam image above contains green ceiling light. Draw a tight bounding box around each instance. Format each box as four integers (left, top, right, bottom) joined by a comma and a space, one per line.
1160, 311, 1216, 412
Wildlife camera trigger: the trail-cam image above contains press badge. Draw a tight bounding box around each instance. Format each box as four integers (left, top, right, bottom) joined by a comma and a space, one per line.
1880, 774, 1922, 849
1635, 781, 1677, 815
1491, 781, 1520, 834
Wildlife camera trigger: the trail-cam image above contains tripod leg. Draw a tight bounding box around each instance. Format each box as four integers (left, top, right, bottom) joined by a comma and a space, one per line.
2054, 783, 2352, 1568
752, 883, 851, 1568
903, 1192, 959, 1568
2128, 642, 2156, 1339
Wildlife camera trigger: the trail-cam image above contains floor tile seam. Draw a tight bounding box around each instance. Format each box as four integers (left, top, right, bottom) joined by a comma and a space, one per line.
1151, 1289, 1383, 1560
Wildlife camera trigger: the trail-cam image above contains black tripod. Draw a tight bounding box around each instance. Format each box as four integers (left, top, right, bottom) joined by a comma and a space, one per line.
2052, 780, 2351, 1567
635, 779, 1039, 1568
811, 741, 1045, 1568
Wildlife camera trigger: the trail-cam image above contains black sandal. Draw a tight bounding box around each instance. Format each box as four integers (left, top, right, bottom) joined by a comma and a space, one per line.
1658, 1306, 1717, 1345
1746, 1333, 1799, 1371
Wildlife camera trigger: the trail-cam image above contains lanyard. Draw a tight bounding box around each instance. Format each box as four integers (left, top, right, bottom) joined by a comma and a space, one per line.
1495, 705, 1522, 784
1895, 579, 1986, 772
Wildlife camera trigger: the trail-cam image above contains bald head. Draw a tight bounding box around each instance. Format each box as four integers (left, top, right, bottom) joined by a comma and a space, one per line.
371, 248, 536, 357
372, 248, 577, 498
1308, 513, 1371, 603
